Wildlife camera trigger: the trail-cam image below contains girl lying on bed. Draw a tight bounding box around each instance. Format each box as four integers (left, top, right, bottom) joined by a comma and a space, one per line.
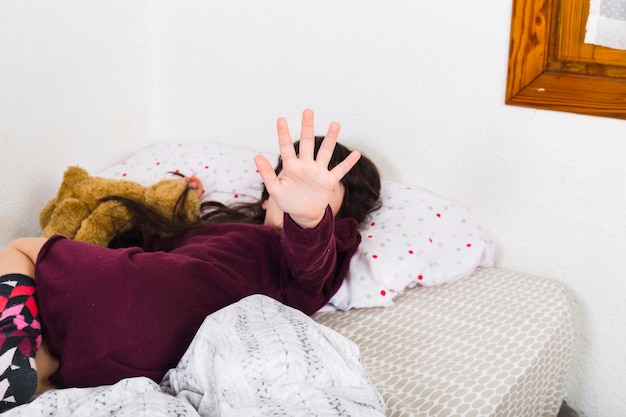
0, 109, 381, 411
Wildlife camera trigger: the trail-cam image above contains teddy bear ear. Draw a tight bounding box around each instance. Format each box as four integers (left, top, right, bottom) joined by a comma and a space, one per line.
63, 166, 91, 185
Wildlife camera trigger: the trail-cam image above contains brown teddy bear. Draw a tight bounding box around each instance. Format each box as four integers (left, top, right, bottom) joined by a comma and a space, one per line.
39, 166, 201, 247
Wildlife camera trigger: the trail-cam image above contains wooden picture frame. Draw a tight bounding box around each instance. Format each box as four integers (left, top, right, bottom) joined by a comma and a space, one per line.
506, 0, 626, 120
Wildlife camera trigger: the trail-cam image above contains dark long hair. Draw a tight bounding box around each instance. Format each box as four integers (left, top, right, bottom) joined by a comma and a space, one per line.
107, 138, 381, 246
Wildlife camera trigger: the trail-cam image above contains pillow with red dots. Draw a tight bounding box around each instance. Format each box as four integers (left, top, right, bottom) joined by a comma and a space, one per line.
326, 180, 495, 310
98, 140, 496, 311
97, 140, 273, 206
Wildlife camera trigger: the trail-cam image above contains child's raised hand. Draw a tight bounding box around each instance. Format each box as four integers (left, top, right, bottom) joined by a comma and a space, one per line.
254, 109, 361, 228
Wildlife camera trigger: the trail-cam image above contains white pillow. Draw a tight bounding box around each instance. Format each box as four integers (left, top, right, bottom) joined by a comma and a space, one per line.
98, 141, 272, 206
328, 181, 495, 310
98, 140, 495, 310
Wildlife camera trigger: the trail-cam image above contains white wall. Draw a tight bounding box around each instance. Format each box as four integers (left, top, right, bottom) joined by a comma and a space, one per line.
153, 1, 625, 416
1, 1, 624, 416
0, 1, 154, 245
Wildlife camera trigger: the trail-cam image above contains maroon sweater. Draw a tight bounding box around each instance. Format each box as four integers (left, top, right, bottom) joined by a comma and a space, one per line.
34, 207, 360, 388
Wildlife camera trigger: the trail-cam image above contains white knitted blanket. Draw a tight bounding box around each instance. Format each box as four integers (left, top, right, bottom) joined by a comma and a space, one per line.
7, 295, 384, 417
161, 294, 385, 417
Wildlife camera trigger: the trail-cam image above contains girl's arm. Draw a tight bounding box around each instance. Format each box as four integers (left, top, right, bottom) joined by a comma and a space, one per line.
279, 207, 360, 314
0, 237, 48, 277
281, 206, 336, 282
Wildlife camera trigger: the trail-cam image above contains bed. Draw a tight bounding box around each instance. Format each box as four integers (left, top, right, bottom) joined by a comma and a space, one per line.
314, 267, 572, 417
7, 141, 573, 416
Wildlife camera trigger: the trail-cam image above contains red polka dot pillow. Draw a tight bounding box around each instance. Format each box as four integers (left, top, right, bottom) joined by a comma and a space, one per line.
98, 141, 273, 206
327, 181, 495, 310
98, 141, 496, 310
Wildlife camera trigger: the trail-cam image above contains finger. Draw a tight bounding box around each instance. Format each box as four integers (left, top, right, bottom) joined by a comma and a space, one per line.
276, 117, 297, 164
191, 176, 205, 195
298, 109, 315, 160
194, 185, 205, 197
329, 150, 361, 182
315, 122, 341, 167
254, 154, 279, 191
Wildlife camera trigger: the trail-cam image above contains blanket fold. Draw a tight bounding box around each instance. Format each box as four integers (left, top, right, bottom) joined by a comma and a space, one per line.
161, 294, 385, 417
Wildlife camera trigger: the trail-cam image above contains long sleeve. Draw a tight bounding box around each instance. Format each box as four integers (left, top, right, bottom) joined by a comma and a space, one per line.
279, 206, 361, 314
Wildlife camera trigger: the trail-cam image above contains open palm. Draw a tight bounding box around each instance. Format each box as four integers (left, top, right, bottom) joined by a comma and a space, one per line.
254, 109, 361, 228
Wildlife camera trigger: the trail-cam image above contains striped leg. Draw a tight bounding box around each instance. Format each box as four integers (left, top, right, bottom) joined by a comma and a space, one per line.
0, 274, 41, 411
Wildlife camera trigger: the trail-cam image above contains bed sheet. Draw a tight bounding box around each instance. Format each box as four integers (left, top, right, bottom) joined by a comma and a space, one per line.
313, 267, 573, 417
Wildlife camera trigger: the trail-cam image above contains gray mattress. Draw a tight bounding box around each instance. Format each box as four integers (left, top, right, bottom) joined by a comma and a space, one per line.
314, 267, 573, 417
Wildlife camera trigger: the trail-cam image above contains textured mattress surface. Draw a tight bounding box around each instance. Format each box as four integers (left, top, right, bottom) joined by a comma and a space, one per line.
313, 267, 573, 417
